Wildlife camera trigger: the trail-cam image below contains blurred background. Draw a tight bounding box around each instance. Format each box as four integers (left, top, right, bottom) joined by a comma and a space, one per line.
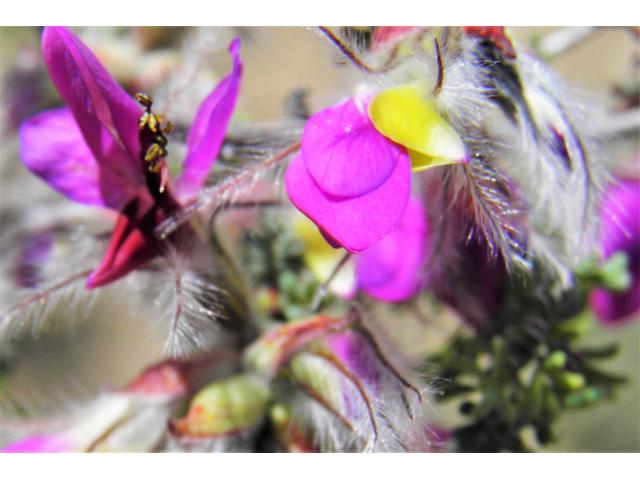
0, 26, 638, 452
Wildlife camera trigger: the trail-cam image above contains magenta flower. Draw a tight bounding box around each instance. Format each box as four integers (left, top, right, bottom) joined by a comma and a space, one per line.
355, 195, 428, 302
285, 96, 412, 253
589, 179, 640, 323
285, 85, 467, 253
19, 27, 242, 289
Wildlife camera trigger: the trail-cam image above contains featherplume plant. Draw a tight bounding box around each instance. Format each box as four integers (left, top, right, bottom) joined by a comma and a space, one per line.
0, 26, 638, 453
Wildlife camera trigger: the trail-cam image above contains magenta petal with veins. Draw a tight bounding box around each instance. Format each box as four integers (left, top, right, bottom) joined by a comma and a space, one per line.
301, 97, 401, 198
19, 107, 104, 206
176, 38, 243, 201
41, 26, 148, 211
286, 151, 411, 253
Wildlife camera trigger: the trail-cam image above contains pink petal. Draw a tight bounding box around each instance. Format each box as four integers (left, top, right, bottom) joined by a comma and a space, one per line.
356, 195, 427, 302
86, 198, 158, 289
590, 280, 640, 324
176, 38, 242, 200
301, 97, 400, 197
19, 108, 104, 206
285, 152, 411, 253
1, 435, 70, 453
598, 180, 640, 258
590, 179, 640, 323
41, 27, 146, 210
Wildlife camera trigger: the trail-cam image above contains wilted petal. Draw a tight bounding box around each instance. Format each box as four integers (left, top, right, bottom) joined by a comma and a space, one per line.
41, 27, 146, 210
13, 229, 55, 288
245, 315, 353, 377
285, 152, 411, 253
301, 97, 401, 197
123, 360, 189, 397
372, 27, 422, 50
19, 108, 103, 206
356, 195, 427, 302
590, 179, 640, 323
279, 329, 433, 452
177, 38, 243, 200
368, 83, 468, 169
431, 235, 507, 329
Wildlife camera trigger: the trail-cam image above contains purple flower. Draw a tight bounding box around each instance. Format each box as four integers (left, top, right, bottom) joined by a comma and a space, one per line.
285, 85, 467, 253
285, 96, 412, 253
19, 27, 242, 289
355, 195, 428, 302
590, 178, 640, 323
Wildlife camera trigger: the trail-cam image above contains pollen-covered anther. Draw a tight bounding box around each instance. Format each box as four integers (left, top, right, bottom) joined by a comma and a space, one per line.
136, 92, 153, 108
137, 93, 172, 189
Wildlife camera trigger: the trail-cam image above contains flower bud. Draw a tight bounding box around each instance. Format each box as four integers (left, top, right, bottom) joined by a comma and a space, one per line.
170, 373, 269, 439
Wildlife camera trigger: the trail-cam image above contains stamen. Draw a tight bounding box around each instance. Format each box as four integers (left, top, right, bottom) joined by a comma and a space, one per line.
137, 93, 172, 194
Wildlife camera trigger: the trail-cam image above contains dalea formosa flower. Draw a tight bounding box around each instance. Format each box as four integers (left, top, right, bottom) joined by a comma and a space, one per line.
19, 27, 242, 288
285, 85, 467, 253
590, 178, 640, 323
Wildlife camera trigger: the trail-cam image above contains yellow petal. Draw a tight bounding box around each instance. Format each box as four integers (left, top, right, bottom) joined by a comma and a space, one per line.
294, 213, 356, 297
368, 83, 467, 169
408, 149, 467, 171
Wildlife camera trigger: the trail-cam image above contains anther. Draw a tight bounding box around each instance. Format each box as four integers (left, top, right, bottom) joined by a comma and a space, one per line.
136, 93, 153, 109
145, 144, 161, 163
147, 114, 159, 133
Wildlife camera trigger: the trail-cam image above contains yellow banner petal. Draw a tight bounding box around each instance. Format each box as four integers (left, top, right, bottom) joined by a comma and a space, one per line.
408, 149, 467, 171
368, 84, 467, 167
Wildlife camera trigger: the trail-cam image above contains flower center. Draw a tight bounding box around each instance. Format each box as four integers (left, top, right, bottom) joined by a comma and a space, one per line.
136, 93, 173, 194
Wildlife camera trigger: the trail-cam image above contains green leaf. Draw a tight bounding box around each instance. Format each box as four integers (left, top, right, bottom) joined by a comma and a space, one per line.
575, 344, 619, 359
563, 386, 608, 409
554, 310, 595, 338
520, 371, 546, 418
581, 365, 627, 386
598, 252, 632, 291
